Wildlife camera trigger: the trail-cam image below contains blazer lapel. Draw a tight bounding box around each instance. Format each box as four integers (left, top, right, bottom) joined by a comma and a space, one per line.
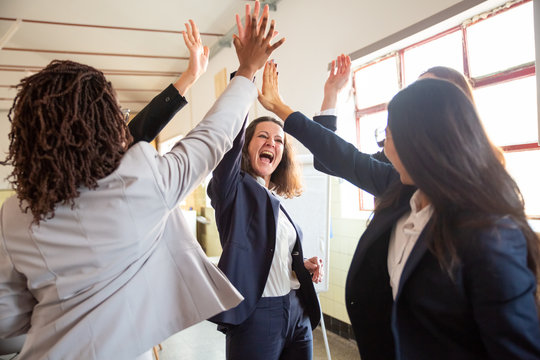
394, 228, 429, 301
347, 202, 410, 279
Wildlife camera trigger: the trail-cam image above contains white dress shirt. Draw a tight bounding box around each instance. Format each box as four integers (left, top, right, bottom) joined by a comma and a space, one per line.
254, 177, 300, 297
387, 190, 433, 299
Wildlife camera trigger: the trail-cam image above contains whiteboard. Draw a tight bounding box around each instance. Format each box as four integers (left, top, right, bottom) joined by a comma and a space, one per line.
281, 154, 330, 293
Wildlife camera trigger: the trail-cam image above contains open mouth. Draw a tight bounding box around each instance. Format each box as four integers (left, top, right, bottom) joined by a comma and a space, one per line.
259, 150, 275, 164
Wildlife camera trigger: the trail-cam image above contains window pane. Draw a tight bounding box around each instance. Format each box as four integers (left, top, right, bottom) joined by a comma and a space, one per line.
354, 56, 399, 109
358, 111, 388, 153
467, 2, 534, 77
403, 30, 463, 86
474, 75, 537, 146
504, 150, 540, 216
357, 111, 388, 210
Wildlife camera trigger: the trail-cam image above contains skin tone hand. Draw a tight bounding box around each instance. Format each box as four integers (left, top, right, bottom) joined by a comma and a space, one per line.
236, 1, 277, 46
234, 11, 285, 80
258, 60, 294, 120
304, 256, 324, 284
174, 19, 210, 96
320, 54, 351, 111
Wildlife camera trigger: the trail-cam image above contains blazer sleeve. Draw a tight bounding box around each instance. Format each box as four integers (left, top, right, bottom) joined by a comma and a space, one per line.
128, 84, 188, 143
284, 111, 399, 197
463, 222, 540, 358
0, 206, 36, 338
143, 76, 257, 209
312, 115, 339, 177
206, 117, 246, 227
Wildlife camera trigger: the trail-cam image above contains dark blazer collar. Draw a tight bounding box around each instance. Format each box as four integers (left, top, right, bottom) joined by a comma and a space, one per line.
348, 186, 417, 282
394, 224, 430, 301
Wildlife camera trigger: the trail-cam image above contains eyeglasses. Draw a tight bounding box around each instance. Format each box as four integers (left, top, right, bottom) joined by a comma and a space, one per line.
121, 108, 131, 123
374, 127, 386, 148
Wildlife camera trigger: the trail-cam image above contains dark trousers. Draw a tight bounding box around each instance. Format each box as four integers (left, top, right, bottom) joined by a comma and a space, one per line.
225, 290, 313, 360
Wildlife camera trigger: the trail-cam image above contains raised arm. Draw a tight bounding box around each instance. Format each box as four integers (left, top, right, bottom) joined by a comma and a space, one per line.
156, 7, 286, 208
258, 60, 397, 196
128, 19, 209, 143
314, 54, 351, 176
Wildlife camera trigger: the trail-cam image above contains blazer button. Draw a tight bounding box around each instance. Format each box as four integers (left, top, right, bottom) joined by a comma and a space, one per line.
270, 249, 274, 252
350, 301, 355, 305
165, 96, 171, 102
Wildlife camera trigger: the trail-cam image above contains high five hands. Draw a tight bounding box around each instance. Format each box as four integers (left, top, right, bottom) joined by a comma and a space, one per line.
258, 60, 294, 121
321, 54, 351, 111
234, 0, 285, 80
175, 19, 210, 96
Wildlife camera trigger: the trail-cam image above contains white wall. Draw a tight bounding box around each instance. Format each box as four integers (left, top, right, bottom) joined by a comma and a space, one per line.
177, 0, 463, 153
0, 0, 466, 180
0, 110, 12, 189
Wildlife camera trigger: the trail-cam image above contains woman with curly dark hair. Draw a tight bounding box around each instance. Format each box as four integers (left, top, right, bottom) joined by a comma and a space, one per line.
0, 13, 284, 360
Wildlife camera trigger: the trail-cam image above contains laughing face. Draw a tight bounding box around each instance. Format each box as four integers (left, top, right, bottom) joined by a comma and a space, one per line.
247, 121, 284, 187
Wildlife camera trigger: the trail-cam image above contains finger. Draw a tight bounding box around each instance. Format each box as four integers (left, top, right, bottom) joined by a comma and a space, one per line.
257, 14, 268, 39
184, 22, 195, 44
258, 3, 269, 29
245, 3, 251, 25
182, 30, 190, 46
232, 35, 243, 51
189, 19, 200, 43
264, 20, 275, 44
250, 14, 258, 37
330, 60, 336, 77
203, 46, 209, 58
268, 37, 285, 53
235, 14, 243, 34
253, 1, 261, 21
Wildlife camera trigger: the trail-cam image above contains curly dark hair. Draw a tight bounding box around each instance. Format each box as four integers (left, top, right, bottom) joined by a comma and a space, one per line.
1, 60, 132, 224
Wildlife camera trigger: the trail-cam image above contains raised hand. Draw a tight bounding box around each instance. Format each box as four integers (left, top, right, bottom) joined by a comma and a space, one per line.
321, 54, 351, 111
234, 11, 285, 80
236, 1, 276, 46
174, 19, 210, 96
258, 60, 293, 121
304, 256, 324, 284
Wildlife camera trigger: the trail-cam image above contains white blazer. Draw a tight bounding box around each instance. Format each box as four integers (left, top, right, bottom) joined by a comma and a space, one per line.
0, 76, 257, 360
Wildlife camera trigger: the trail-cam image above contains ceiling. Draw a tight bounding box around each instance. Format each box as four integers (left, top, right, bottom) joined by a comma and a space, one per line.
0, 0, 274, 113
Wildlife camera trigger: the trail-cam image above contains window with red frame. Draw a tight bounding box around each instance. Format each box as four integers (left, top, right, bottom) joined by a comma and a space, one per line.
352, 0, 538, 217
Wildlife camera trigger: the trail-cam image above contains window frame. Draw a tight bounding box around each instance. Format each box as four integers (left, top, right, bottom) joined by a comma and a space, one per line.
351, 0, 538, 216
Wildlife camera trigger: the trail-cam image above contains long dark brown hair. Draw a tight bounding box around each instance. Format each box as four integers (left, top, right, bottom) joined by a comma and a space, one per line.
378, 78, 539, 299
420, 66, 506, 166
2, 60, 132, 224
241, 116, 302, 198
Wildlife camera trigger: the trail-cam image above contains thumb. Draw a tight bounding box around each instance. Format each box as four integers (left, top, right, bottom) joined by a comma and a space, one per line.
232, 35, 243, 51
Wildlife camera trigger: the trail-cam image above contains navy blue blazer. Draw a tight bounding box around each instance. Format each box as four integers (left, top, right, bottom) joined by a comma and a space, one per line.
284, 111, 540, 360
207, 119, 320, 330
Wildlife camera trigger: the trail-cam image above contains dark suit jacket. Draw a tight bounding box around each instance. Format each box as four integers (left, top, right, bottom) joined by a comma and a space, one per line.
128, 84, 187, 143
312, 115, 389, 179
284, 111, 540, 360
207, 119, 320, 330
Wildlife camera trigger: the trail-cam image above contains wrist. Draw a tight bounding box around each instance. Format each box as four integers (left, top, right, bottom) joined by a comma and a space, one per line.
236, 65, 257, 80
174, 72, 197, 96
274, 103, 294, 121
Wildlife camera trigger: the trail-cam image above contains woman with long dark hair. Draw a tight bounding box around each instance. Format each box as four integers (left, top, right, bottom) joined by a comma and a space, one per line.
257, 59, 540, 359
0, 14, 283, 359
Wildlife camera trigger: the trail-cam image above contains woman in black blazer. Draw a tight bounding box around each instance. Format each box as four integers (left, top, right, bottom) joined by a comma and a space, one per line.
207, 113, 323, 360
258, 60, 540, 360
